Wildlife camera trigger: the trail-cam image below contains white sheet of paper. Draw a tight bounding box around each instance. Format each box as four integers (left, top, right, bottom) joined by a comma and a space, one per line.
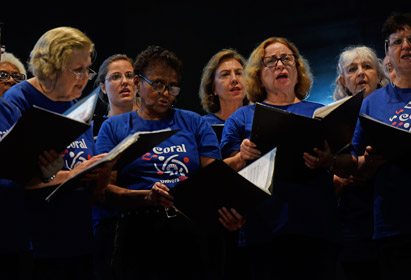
238, 148, 276, 194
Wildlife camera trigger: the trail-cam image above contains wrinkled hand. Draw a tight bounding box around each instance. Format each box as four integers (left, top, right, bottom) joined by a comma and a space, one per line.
38, 149, 64, 179
363, 146, 386, 169
146, 182, 174, 208
303, 140, 333, 169
240, 139, 261, 161
71, 153, 107, 180
218, 207, 246, 232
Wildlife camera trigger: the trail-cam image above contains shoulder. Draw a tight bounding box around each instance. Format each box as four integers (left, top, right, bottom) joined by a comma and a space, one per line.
202, 113, 224, 125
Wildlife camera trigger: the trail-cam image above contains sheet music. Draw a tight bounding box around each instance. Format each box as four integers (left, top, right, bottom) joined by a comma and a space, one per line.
64, 91, 98, 123
238, 148, 276, 194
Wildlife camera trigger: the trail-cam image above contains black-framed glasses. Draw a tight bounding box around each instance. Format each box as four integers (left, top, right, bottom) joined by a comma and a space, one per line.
386, 36, 411, 48
70, 67, 97, 80
106, 71, 135, 82
0, 71, 25, 82
138, 74, 180, 96
261, 54, 297, 68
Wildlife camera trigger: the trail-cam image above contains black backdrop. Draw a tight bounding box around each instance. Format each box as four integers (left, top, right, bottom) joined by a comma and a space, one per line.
1, 1, 407, 115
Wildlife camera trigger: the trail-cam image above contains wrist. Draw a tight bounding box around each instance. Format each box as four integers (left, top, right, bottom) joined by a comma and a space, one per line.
329, 155, 337, 172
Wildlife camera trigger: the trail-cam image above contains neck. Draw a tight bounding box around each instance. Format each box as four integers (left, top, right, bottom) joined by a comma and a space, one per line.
264, 90, 299, 106
393, 73, 411, 89
108, 102, 139, 118
215, 99, 243, 121
29, 77, 70, 102
137, 106, 169, 121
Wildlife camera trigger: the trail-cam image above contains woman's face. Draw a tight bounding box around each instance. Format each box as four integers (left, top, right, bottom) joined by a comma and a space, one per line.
340, 57, 381, 98
55, 47, 92, 101
213, 58, 245, 104
137, 64, 178, 117
387, 26, 411, 77
101, 60, 137, 108
260, 42, 298, 95
0, 62, 22, 97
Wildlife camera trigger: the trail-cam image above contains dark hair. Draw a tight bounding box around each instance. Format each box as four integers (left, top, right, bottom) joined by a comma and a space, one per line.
382, 12, 411, 41
134, 45, 183, 82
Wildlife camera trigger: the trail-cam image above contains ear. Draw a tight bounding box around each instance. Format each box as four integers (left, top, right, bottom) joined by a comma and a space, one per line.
100, 82, 107, 94
337, 75, 345, 87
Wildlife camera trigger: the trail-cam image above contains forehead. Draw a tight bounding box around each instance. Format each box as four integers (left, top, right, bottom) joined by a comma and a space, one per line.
107, 59, 133, 73
0, 62, 20, 73
146, 64, 178, 81
217, 58, 243, 71
66, 47, 92, 67
389, 25, 411, 38
264, 42, 292, 55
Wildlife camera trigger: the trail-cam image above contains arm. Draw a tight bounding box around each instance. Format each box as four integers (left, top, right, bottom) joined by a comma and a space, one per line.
223, 139, 262, 171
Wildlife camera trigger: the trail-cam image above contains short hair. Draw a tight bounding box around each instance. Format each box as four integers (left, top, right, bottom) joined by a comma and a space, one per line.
134, 45, 182, 83
29, 26, 94, 82
382, 12, 411, 41
198, 48, 249, 113
0, 52, 27, 77
245, 37, 313, 103
333, 46, 389, 101
95, 54, 134, 105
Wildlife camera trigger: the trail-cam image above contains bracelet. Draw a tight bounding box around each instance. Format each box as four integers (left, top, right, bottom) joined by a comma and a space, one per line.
42, 174, 56, 183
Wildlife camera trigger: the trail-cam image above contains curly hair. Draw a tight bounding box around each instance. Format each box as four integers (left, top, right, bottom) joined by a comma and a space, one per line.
134, 45, 183, 82
29, 27, 94, 82
198, 48, 249, 113
245, 37, 313, 103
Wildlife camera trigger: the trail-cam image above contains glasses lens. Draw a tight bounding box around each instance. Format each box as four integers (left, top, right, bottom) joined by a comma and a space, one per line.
169, 86, 180, 96
109, 73, 122, 81
262, 56, 278, 68
125, 72, 135, 80
0, 71, 9, 81
12, 73, 25, 82
151, 82, 165, 93
281, 55, 295, 66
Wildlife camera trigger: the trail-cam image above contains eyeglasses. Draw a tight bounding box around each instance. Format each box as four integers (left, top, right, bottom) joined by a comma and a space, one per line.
0, 71, 26, 82
261, 54, 296, 68
386, 36, 411, 48
70, 67, 97, 80
138, 74, 180, 96
106, 72, 135, 82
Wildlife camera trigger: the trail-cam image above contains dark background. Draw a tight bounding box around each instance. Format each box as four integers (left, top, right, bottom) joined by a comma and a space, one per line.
1, 1, 408, 115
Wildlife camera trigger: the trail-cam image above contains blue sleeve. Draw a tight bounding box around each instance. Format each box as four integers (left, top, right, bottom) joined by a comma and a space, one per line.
194, 114, 221, 159
220, 111, 248, 158
95, 119, 119, 154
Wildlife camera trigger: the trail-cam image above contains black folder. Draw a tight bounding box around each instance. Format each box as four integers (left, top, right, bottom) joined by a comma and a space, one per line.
45, 129, 179, 201
250, 90, 364, 181
169, 159, 271, 231
359, 113, 411, 167
0, 91, 98, 183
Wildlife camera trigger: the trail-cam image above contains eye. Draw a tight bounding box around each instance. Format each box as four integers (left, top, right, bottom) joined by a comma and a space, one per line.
392, 38, 403, 45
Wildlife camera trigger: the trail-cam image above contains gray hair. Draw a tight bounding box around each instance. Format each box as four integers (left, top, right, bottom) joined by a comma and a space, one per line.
333, 46, 389, 101
0, 52, 27, 78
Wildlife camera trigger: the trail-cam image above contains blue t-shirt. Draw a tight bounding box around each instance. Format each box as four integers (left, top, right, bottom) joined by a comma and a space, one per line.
202, 113, 225, 125
220, 101, 340, 246
0, 98, 28, 253
3, 81, 96, 257
352, 83, 411, 240
94, 108, 221, 222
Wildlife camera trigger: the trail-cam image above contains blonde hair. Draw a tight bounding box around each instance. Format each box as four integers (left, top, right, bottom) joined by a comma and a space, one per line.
245, 37, 313, 103
29, 26, 94, 82
198, 48, 249, 113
